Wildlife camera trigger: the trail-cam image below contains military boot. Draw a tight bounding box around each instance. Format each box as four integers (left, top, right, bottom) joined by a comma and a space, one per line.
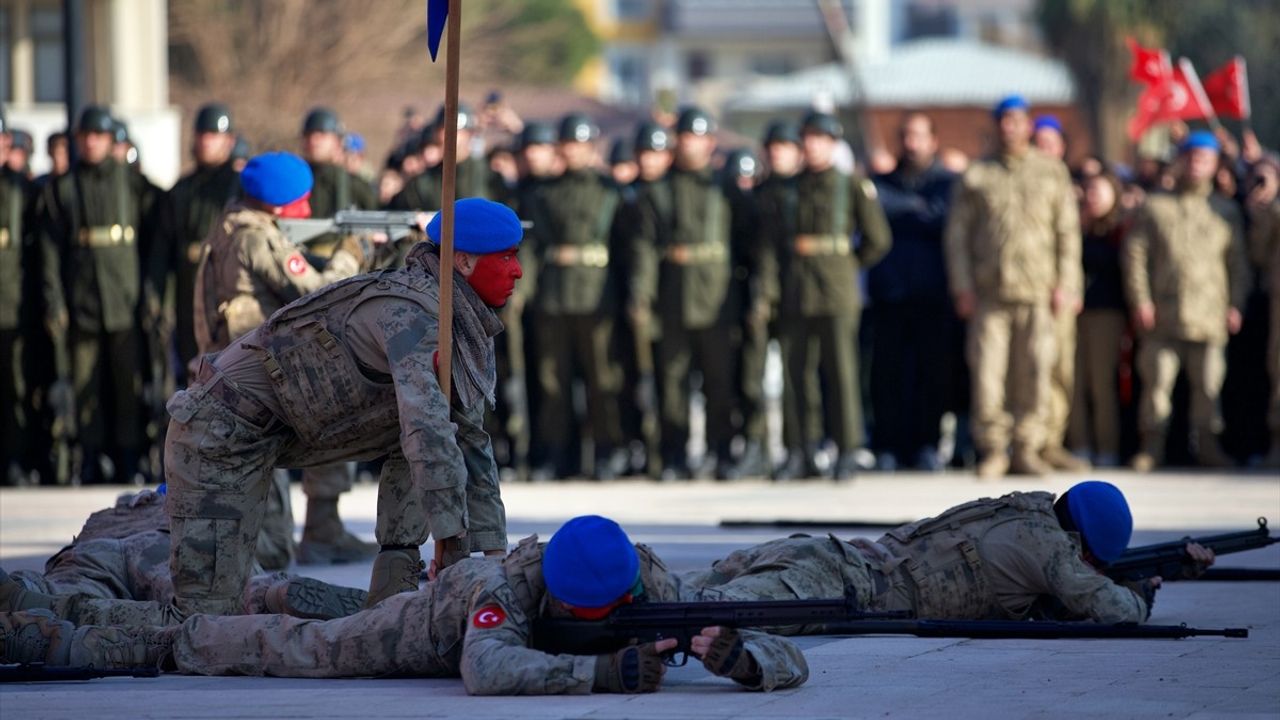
0, 568, 57, 614
297, 498, 377, 565
729, 441, 767, 479
1, 609, 74, 664
975, 451, 1009, 480
265, 577, 369, 620
1009, 447, 1051, 477
1041, 445, 1090, 472
1194, 431, 1235, 469
364, 548, 424, 609
831, 451, 859, 482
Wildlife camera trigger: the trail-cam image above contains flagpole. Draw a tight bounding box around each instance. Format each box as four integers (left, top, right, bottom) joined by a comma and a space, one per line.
437, 0, 462, 404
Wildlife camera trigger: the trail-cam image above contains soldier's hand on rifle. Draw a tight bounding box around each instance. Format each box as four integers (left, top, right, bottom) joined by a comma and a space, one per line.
1183, 542, 1216, 579
593, 639, 675, 694
691, 626, 762, 685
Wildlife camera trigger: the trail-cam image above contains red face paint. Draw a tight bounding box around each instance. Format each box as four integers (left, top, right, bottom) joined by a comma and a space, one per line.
466, 249, 523, 307
277, 192, 312, 219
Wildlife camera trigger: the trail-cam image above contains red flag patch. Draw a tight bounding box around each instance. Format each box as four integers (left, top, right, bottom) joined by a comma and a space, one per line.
286, 254, 308, 276
472, 604, 507, 629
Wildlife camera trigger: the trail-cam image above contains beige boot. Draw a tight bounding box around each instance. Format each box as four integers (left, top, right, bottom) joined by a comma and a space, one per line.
1, 609, 75, 664
265, 577, 369, 620
0, 568, 57, 614
364, 548, 424, 609
975, 452, 1009, 480
1009, 448, 1051, 477
1041, 445, 1091, 472
297, 498, 377, 565
68, 624, 176, 670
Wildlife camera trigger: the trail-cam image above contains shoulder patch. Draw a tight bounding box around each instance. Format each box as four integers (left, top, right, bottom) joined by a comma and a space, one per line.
472, 604, 507, 629
860, 178, 878, 200
285, 254, 308, 276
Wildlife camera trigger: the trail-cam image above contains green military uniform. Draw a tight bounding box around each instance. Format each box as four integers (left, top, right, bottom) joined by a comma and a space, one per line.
763, 167, 891, 470
943, 148, 1080, 474
1249, 200, 1280, 463
38, 156, 159, 483
723, 155, 768, 477
386, 156, 498, 211
0, 165, 31, 479
154, 161, 240, 384
523, 168, 625, 475
307, 161, 377, 217
631, 166, 738, 474
1122, 181, 1248, 466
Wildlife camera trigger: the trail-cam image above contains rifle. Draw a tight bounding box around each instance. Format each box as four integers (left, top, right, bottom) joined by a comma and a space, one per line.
530, 590, 909, 664
821, 619, 1247, 640
276, 210, 429, 248
0, 663, 161, 683
1105, 518, 1278, 583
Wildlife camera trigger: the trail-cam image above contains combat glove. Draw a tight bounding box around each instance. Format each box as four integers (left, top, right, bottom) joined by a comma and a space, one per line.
700, 627, 762, 686
593, 642, 666, 694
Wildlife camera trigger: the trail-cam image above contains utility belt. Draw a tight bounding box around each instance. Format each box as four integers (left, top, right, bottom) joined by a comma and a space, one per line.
0, 228, 10, 249
792, 234, 850, 257
662, 242, 727, 265
77, 224, 136, 248
195, 357, 277, 428
546, 243, 609, 267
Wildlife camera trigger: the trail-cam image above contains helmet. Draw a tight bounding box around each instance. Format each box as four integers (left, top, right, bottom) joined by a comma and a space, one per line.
77, 105, 115, 134
302, 107, 342, 135
675, 106, 716, 136
10, 129, 33, 153
519, 121, 557, 149
609, 138, 635, 166
111, 119, 130, 145
558, 112, 599, 143
634, 121, 671, 152
762, 120, 801, 146
800, 110, 843, 139
194, 103, 233, 134
543, 515, 640, 608
1060, 481, 1133, 564
231, 135, 253, 161
725, 148, 758, 179
434, 102, 478, 131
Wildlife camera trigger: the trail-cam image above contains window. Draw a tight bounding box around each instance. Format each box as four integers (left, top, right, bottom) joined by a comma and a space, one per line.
33, 6, 64, 103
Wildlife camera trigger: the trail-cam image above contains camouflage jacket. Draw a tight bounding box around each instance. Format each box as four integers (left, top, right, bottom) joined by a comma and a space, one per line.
192, 203, 360, 354
1122, 183, 1248, 343
943, 149, 1081, 304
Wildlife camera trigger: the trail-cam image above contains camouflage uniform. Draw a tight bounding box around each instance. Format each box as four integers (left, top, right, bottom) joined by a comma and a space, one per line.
943, 149, 1080, 470
9, 490, 293, 627
1248, 200, 1280, 459
166, 243, 506, 616
1122, 182, 1248, 462
164, 537, 807, 693
682, 491, 1148, 624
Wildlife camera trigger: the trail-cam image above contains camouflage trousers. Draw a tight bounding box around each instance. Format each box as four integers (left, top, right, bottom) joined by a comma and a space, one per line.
1137, 336, 1226, 440
1044, 307, 1078, 449
302, 463, 352, 501
12, 530, 279, 627
169, 584, 449, 678
967, 300, 1053, 455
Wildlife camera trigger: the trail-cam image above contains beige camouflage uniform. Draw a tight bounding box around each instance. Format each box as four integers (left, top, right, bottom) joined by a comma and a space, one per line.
164, 537, 808, 693
10, 491, 287, 627
944, 149, 1081, 471
1248, 200, 1280, 458
682, 491, 1148, 624
166, 243, 506, 616
1122, 183, 1248, 462
193, 201, 366, 555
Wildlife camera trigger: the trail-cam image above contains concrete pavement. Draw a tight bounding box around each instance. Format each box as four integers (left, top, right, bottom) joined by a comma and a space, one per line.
1, 470, 1278, 718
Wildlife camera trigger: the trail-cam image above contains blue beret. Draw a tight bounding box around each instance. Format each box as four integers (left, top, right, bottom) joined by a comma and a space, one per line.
993, 94, 1030, 118
1181, 130, 1221, 154
425, 198, 523, 254
1033, 115, 1063, 135
241, 152, 313, 206
543, 515, 640, 608
1066, 481, 1133, 563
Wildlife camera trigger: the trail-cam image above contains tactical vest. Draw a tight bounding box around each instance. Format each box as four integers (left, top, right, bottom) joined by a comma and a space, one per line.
194, 207, 280, 354
252, 269, 440, 454
873, 491, 1057, 619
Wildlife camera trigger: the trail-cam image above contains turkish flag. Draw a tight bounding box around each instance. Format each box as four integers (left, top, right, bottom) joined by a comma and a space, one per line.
1128, 59, 1215, 139
1127, 38, 1168, 85
1202, 56, 1251, 120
